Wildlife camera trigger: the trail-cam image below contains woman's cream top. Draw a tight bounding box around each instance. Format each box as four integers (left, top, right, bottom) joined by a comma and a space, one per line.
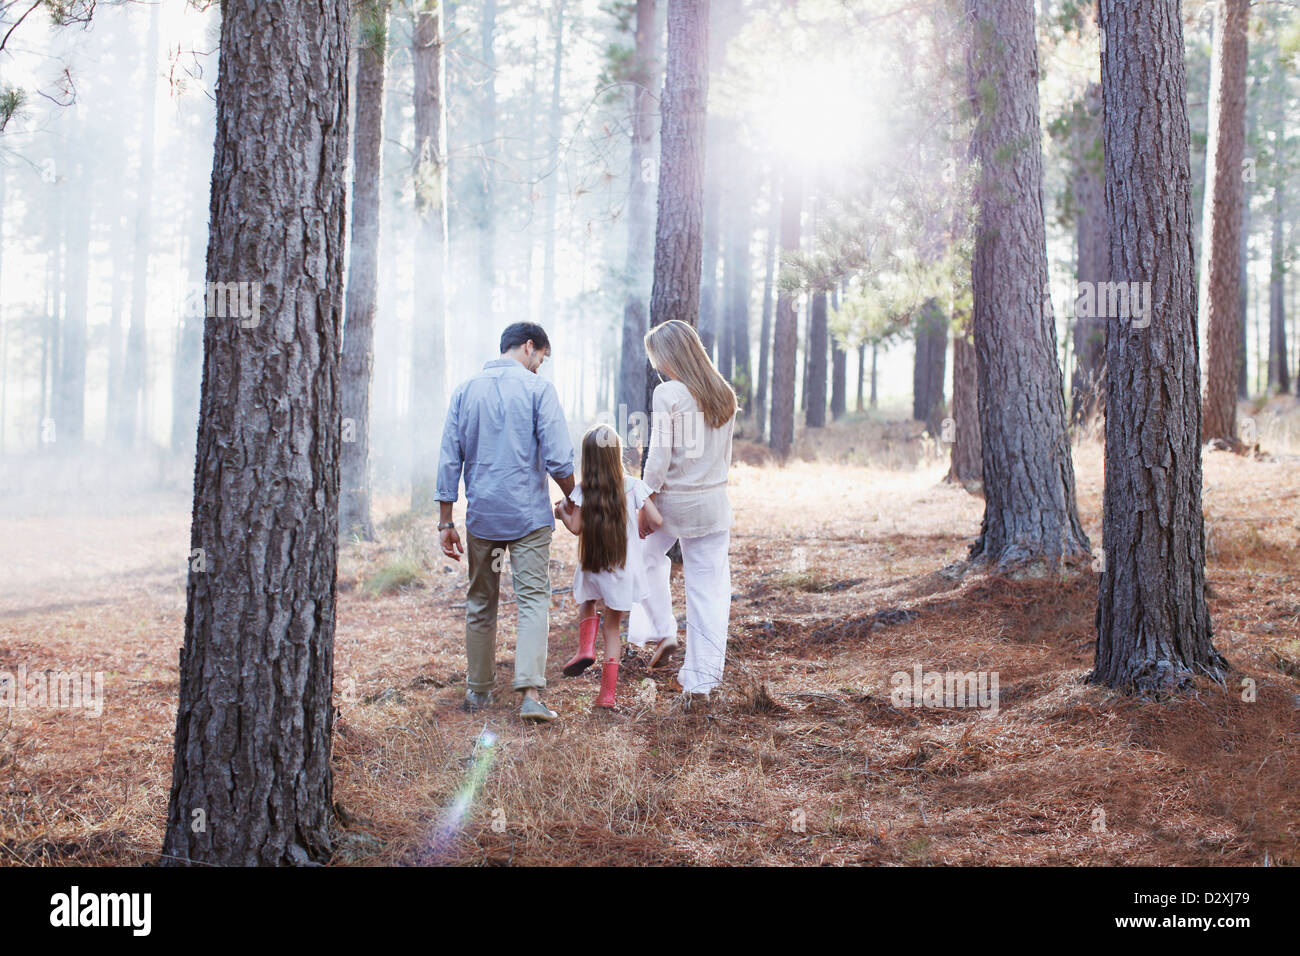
642, 379, 734, 538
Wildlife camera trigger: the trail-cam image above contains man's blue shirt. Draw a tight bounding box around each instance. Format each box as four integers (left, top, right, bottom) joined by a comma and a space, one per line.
436, 358, 575, 542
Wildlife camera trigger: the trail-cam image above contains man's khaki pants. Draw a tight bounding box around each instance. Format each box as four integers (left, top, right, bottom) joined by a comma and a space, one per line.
465, 526, 553, 694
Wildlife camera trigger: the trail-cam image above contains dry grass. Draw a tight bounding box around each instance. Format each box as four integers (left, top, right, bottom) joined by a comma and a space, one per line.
1, 414, 1298, 866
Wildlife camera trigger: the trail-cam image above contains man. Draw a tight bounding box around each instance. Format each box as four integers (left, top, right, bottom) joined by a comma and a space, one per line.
436, 322, 575, 722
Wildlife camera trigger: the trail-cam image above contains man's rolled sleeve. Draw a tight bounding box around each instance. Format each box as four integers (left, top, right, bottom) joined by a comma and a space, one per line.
536, 381, 575, 480
435, 389, 465, 502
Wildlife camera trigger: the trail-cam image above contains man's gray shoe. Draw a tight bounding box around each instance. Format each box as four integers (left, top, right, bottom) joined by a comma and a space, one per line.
519, 697, 558, 722
463, 690, 492, 712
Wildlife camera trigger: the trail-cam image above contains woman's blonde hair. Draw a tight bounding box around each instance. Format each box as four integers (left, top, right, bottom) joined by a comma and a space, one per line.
578, 424, 627, 574
644, 320, 737, 428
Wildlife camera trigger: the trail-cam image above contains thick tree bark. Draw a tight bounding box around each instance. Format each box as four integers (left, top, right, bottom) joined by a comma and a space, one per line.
162, 0, 350, 866
1199, 0, 1249, 443
1071, 81, 1108, 425
805, 288, 828, 427
340, 0, 390, 540
912, 297, 947, 435
964, 0, 1089, 568
648, 0, 708, 334
644, 0, 708, 463
619, 0, 657, 421
769, 167, 801, 458
410, 1, 448, 511
945, 331, 982, 486
1092, 0, 1224, 691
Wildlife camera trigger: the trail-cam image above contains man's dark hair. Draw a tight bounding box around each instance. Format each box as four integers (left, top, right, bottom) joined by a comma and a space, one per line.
500, 322, 550, 355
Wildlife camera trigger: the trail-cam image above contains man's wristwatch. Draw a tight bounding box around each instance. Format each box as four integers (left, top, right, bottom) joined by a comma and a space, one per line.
437, 522, 455, 531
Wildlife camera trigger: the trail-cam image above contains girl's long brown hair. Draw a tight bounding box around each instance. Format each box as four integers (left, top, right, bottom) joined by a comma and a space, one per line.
578, 424, 628, 574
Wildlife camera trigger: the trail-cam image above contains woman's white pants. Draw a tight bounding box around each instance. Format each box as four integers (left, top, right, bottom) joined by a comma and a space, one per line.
628, 526, 731, 694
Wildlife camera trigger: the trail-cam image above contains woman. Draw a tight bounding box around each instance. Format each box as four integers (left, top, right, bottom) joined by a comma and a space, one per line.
629, 320, 737, 697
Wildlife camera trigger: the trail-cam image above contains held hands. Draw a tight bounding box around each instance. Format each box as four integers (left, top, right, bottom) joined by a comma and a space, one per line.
440, 526, 465, 561
637, 506, 656, 539
554, 497, 574, 520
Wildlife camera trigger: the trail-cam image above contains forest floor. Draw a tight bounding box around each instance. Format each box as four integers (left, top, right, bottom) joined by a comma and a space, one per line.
1, 408, 1298, 866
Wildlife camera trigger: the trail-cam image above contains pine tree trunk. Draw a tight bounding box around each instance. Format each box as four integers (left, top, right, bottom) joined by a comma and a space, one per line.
769, 167, 801, 458
754, 188, 778, 439
0, 165, 5, 455
869, 342, 878, 407
1238, 72, 1260, 400
410, 2, 448, 512
540, 0, 566, 330
805, 288, 828, 427
698, 121, 722, 356
1199, 0, 1249, 444
1092, 0, 1224, 691
1266, 60, 1289, 395
912, 297, 947, 435
965, 0, 1090, 568
830, 281, 846, 420
856, 342, 865, 412
945, 331, 982, 486
647, 0, 708, 332
830, 342, 846, 421
723, 160, 752, 408
1268, 185, 1289, 393
172, 96, 213, 458
58, 155, 89, 449
475, 0, 499, 357
162, 0, 350, 866
619, 0, 656, 422
1070, 81, 1108, 424
644, 0, 709, 455
107, 206, 127, 445
171, 220, 206, 457
801, 306, 811, 412
340, 0, 390, 539
119, 0, 161, 449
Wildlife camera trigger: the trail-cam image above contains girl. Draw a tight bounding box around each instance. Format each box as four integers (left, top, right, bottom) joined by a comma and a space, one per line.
633, 319, 737, 699
554, 424, 663, 708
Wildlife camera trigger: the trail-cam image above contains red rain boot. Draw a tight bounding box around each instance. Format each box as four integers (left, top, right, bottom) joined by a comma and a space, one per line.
595, 658, 619, 709
563, 615, 600, 676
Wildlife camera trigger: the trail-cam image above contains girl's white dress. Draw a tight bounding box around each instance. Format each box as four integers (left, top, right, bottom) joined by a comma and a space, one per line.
570, 475, 654, 612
